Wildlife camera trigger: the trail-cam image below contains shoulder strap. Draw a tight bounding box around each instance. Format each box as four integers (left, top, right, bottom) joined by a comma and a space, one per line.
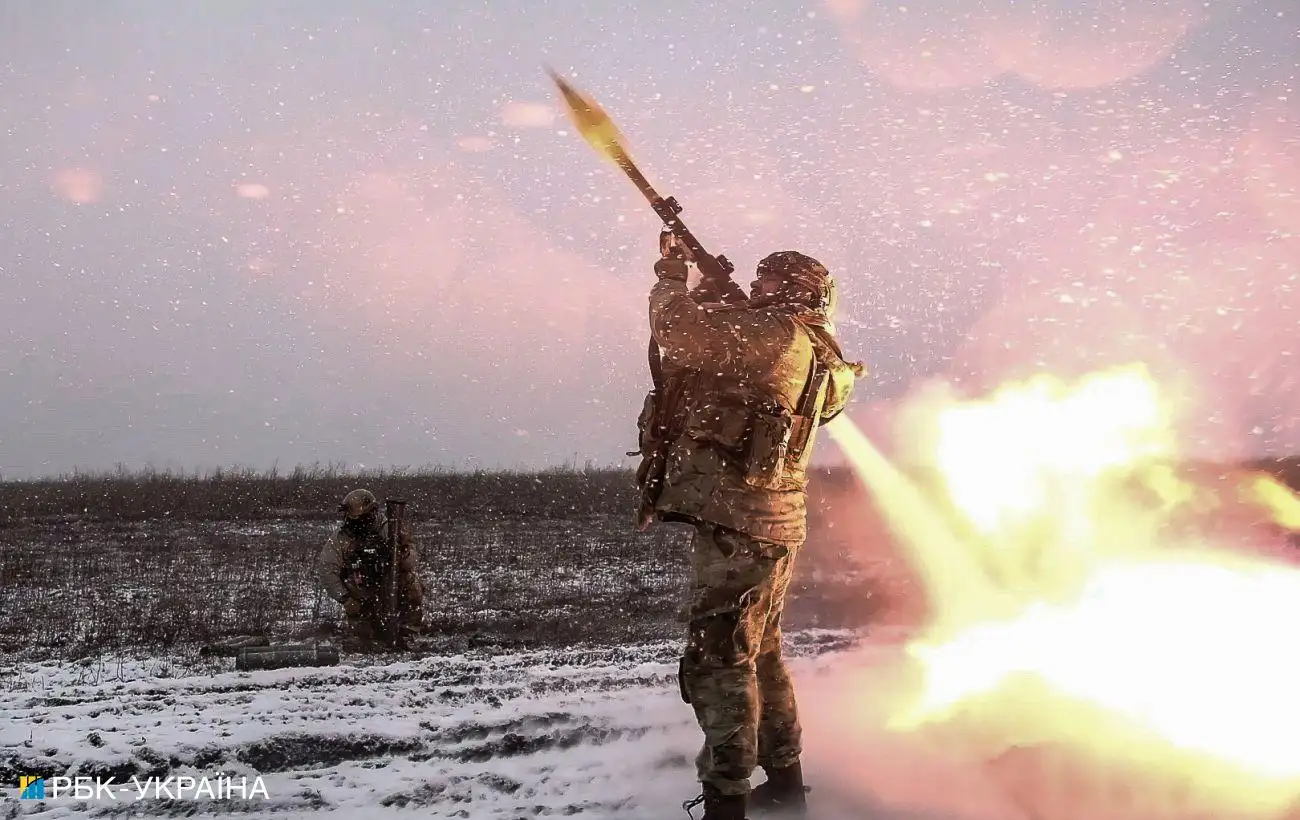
793, 324, 828, 419
785, 329, 829, 465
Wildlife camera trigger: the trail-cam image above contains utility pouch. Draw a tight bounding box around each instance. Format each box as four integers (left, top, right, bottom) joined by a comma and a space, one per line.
683, 401, 750, 454
742, 408, 794, 490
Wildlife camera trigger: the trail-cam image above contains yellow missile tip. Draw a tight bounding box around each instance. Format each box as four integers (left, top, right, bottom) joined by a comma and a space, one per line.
544, 65, 632, 164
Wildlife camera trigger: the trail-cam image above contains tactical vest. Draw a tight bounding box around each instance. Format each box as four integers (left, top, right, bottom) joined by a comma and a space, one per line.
635, 314, 856, 542
671, 357, 825, 491
341, 519, 390, 588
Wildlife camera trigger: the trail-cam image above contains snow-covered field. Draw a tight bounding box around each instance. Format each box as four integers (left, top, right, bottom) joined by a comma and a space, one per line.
11, 624, 1282, 820
1, 626, 1043, 820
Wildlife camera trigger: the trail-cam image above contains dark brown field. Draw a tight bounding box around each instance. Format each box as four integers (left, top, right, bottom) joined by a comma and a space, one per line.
3, 458, 1296, 658
0, 465, 898, 657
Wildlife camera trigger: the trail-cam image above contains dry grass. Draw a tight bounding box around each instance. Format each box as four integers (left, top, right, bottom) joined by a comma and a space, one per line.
0, 463, 634, 525
0, 466, 890, 657
3, 458, 1294, 658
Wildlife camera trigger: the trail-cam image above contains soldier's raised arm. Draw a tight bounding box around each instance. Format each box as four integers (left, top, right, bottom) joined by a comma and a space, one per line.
648, 258, 767, 375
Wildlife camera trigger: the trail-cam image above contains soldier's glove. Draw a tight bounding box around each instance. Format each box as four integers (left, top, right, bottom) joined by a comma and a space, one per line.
659, 230, 695, 262
654, 257, 689, 282
693, 275, 746, 304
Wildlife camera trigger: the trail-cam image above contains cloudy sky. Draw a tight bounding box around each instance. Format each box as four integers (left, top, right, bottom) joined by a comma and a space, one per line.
1, 0, 1296, 478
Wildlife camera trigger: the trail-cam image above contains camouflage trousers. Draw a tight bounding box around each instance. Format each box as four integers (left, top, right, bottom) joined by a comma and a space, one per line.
679, 523, 802, 797
342, 572, 424, 640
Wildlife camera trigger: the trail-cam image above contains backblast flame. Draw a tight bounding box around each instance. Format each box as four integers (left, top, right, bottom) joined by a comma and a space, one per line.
827, 364, 1300, 817
1240, 472, 1300, 532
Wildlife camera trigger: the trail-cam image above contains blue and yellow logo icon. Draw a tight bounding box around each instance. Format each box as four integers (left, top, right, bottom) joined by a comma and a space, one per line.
19, 776, 45, 799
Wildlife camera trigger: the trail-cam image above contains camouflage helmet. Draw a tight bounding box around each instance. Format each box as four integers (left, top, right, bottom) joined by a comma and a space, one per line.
755, 251, 835, 314
338, 488, 378, 519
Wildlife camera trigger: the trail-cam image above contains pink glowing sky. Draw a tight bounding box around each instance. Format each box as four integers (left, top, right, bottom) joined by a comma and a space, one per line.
1, 1, 1296, 477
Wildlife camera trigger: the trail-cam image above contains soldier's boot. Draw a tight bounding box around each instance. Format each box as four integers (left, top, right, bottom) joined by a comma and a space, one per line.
749, 762, 809, 816
684, 784, 748, 820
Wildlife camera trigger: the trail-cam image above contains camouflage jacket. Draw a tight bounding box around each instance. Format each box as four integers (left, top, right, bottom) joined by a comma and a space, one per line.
317, 518, 419, 603
646, 277, 860, 545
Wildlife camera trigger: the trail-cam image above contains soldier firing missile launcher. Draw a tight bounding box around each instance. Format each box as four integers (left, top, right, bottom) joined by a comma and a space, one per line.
545, 66, 743, 301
